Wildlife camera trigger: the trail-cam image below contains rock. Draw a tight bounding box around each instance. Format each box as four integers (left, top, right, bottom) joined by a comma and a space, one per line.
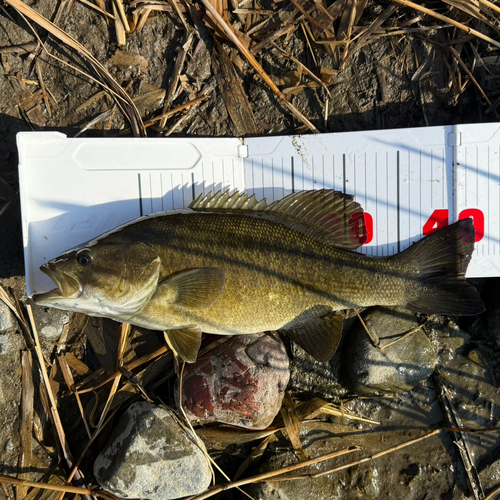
480, 458, 500, 498
30, 305, 71, 339
340, 307, 437, 394
94, 402, 212, 500
177, 333, 289, 429
0, 300, 17, 333
436, 331, 500, 466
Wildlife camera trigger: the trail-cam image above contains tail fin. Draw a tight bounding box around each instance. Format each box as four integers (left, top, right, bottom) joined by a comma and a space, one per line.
396, 219, 484, 315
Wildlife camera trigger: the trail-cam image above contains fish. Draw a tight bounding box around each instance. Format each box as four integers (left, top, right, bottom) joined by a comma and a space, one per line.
33, 189, 484, 363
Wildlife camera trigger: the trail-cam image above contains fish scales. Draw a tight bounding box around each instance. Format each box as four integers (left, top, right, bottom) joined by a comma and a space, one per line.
33, 189, 484, 362
120, 212, 414, 334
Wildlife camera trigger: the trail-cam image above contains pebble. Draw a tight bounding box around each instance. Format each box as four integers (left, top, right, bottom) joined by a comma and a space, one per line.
3, 438, 14, 452
30, 305, 71, 339
94, 401, 212, 500
176, 333, 289, 429
0, 300, 17, 334
340, 306, 437, 394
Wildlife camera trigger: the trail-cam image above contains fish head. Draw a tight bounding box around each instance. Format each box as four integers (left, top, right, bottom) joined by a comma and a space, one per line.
33, 241, 161, 318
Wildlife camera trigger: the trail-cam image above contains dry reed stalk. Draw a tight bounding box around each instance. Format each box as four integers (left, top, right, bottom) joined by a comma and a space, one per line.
448, 45, 491, 105
16, 351, 34, 500
111, 0, 127, 45
281, 394, 308, 461
390, 0, 500, 49
57, 353, 92, 439
5, 0, 146, 135
0, 475, 120, 500
198, 0, 319, 133
353, 308, 381, 348
485, 484, 500, 500
160, 33, 193, 128
272, 429, 442, 480
379, 324, 423, 349
271, 42, 332, 97
34, 57, 51, 118
250, 24, 296, 53
189, 446, 360, 499
75, 345, 170, 394
112, 0, 131, 30
78, 0, 115, 19
26, 305, 95, 500
233, 434, 278, 481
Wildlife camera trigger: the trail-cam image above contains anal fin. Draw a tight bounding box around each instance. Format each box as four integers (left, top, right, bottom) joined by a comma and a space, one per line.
283, 312, 343, 362
164, 327, 202, 363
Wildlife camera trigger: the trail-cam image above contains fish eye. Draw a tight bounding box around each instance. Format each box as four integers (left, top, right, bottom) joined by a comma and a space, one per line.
76, 249, 94, 266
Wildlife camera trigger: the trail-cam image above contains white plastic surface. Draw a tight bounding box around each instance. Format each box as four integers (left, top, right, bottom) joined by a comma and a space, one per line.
18, 124, 500, 297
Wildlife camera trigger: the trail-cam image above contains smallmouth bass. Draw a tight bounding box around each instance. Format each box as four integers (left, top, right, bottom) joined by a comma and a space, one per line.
33, 190, 484, 362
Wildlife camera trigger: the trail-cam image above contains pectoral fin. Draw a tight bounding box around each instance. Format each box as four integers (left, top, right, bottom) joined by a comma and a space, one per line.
159, 268, 225, 309
283, 312, 343, 362
164, 327, 202, 363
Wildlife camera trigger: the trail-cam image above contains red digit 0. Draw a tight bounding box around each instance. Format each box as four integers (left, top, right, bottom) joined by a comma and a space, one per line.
349, 212, 373, 245
459, 208, 484, 242
422, 209, 449, 236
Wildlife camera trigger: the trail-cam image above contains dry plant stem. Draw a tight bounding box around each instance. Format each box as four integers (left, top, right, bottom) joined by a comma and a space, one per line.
4, 0, 146, 136
78, 0, 115, 20
111, 0, 127, 46
485, 484, 500, 500
353, 308, 381, 348
250, 24, 296, 53
1, 483, 12, 500
165, 87, 212, 135
16, 351, 34, 500
189, 447, 360, 499
160, 33, 193, 128
26, 305, 95, 500
271, 42, 331, 98
390, 0, 500, 49
478, 0, 500, 15
35, 57, 52, 118
379, 324, 422, 349
112, 0, 131, 31
271, 429, 441, 480
198, 0, 318, 133
0, 475, 120, 500
448, 45, 491, 105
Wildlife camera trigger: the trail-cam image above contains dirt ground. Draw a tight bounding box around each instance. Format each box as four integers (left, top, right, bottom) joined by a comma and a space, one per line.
0, 0, 500, 499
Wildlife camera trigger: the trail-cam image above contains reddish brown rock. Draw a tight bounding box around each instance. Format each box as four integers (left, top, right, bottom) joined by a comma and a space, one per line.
176, 333, 289, 429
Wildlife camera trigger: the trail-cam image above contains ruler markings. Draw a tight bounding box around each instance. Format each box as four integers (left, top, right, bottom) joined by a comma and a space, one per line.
397, 151, 400, 253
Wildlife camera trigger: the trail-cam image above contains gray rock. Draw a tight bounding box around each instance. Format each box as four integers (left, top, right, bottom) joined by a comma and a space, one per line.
94, 402, 212, 500
480, 459, 500, 497
0, 300, 17, 334
340, 307, 437, 394
30, 304, 71, 339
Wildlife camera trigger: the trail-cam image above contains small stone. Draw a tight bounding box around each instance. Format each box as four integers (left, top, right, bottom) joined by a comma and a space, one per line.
176, 333, 289, 429
94, 402, 212, 500
0, 300, 17, 334
340, 307, 437, 394
4, 438, 14, 452
30, 305, 71, 339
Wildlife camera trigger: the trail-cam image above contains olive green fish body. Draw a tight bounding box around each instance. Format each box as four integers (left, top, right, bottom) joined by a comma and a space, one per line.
33, 189, 484, 362
121, 212, 412, 334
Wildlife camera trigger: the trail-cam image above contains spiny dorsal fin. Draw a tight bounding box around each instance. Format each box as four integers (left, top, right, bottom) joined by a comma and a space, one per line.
190, 190, 268, 212
190, 189, 367, 250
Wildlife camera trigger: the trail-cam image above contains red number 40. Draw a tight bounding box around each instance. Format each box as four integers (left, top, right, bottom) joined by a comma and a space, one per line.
423, 209, 484, 242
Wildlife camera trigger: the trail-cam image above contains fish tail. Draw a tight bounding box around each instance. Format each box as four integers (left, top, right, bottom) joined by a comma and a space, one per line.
394, 219, 484, 315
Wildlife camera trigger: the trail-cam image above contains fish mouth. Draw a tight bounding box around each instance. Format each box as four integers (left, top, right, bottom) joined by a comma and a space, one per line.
33, 263, 81, 302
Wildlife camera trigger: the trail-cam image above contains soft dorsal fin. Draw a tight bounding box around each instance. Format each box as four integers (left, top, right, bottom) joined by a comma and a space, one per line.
190, 189, 367, 250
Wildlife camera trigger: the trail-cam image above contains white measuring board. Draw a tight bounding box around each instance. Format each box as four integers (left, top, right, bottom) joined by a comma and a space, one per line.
17, 124, 500, 297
